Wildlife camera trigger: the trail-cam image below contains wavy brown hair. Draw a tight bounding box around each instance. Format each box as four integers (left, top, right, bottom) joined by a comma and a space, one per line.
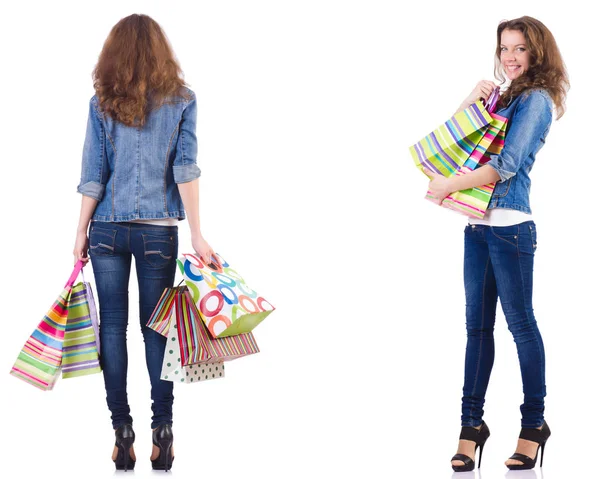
92, 14, 190, 127
494, 16, 569, 119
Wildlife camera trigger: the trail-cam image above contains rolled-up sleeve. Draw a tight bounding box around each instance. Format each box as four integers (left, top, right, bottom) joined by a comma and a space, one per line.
77, 97, 107, 201
173, 92, 201, 183
487, 90, 553, 183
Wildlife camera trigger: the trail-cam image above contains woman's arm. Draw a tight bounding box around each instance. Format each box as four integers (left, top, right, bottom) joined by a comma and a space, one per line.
73, 195, 98, 265
177, 179, 220, 267
177, 179, 201, 237
424, 165, 501, 205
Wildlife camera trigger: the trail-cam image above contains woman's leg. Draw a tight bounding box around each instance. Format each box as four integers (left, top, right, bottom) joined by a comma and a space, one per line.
88, 221, 134, 429
453, 225, 498, 467
487, 221, 545, 428
461, 225, 499, 427
130, 223, 178, 429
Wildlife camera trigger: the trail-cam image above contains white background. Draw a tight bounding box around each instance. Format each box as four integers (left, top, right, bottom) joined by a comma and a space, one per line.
0, 1, 596, 478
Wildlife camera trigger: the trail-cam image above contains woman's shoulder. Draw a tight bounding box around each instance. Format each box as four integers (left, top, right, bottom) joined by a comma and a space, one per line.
176, 86, 196, 104
516, 88, 553, 109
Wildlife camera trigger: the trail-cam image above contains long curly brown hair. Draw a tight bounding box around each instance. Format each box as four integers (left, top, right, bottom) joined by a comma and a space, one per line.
92, 14, 190, 127
494, 16, 569, 119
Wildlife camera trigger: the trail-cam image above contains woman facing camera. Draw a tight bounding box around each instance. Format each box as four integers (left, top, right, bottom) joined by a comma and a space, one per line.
423, 16, 568, 471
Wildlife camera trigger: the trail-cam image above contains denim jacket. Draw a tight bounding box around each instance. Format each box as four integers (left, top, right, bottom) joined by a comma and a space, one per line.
486, 88, 553, 214
77, 87, 200, 222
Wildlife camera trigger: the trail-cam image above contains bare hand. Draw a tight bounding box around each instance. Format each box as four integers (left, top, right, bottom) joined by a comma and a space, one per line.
423, 169, 454, 205
463, 80, 497, 106
73, 231, 90, 266
191, 234, 221, 268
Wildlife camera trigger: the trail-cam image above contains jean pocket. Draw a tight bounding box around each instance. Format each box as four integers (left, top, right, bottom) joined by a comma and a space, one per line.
89, 227, 117, 255
529, 223, 538, 253
490, 225, 519, 247
491, 176, 513, 199
142, 233, 175, 268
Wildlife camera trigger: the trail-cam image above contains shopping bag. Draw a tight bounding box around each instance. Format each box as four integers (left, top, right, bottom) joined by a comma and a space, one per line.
147, 285, 260, 365
62, 280, 102, 379
10, 261, 83, 390
160, 317, 225, 384
146, 286, 179, 336
177, 253, 275, 338
410, 88, 509, 218
177, 287, 260, 363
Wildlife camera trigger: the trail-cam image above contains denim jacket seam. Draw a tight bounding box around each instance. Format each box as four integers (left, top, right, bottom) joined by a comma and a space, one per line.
164, 123, 180, 213
91, 97, 106, 188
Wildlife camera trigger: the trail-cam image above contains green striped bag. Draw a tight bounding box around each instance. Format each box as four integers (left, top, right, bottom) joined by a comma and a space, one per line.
410, 89, 509, 218
62, 281, 102, 378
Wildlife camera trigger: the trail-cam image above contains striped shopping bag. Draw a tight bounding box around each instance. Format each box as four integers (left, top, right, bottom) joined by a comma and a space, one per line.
10, 287, 72, 390
410, 88, 508, 218
10, 261, 83, 390
147, 285, 259, 367
178, 288, 259, 364
62, 282, 102, 378
146, 286, 179, 336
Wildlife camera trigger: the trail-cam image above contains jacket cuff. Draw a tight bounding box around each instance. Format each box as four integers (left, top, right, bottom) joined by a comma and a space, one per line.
77, 181, 105, 201
486, 155, 515, 183
173, 164, 201, 184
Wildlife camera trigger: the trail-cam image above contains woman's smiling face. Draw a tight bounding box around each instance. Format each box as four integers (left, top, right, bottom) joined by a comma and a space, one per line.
500, 29, 530, 80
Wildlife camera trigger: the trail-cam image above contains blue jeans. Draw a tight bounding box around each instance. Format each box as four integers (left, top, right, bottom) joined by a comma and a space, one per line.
461, 221, 546, 428
88, 220, 178, 430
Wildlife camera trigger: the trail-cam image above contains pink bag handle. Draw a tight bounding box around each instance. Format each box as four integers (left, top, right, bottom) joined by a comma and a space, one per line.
65, 260, 85, 288
484, 87, 500, 113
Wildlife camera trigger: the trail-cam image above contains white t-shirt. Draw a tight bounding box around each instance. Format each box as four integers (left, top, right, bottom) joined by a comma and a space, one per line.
468, 208, 532, 227
128, 218, 179, 227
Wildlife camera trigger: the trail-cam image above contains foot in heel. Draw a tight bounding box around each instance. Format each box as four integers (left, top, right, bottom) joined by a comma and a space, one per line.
151, 424, 175, 471
113, 424, 136, 471
505, 420, 551, 470
451, 421, 490, 472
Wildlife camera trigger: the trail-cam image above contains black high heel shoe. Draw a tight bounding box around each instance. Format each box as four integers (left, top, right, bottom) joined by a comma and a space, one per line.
114, 424, 136, 472
152, 424, 175, 471
506, 420, 551, 470
451, 421, 491, 472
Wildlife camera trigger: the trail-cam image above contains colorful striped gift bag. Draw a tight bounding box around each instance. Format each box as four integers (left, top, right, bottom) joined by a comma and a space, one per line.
10, 287, 71, 390
62, 282, 102, 379
177, 288, 260, 364
177, 253, 275, 338
438, 118, 506, 217
147, 285, 259, 368
10, 261, 83, 390
409, 88, 509, 218
146, 286, 179, 337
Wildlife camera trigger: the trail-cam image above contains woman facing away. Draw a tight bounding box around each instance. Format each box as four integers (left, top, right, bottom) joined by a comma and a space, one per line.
72, 14, 219, 472
423, 16, 568, 471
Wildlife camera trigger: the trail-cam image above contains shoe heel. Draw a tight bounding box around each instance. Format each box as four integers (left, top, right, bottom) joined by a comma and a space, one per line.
158, 438, 173, 472
478, 443, 485, 469
120, 437, 134, 472
540, 442, 546, 468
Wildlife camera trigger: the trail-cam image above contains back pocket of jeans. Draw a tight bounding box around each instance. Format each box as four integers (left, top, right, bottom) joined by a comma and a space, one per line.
529, 223, 537, 252
89, 228, 117, 255
142, 233, 175, 268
